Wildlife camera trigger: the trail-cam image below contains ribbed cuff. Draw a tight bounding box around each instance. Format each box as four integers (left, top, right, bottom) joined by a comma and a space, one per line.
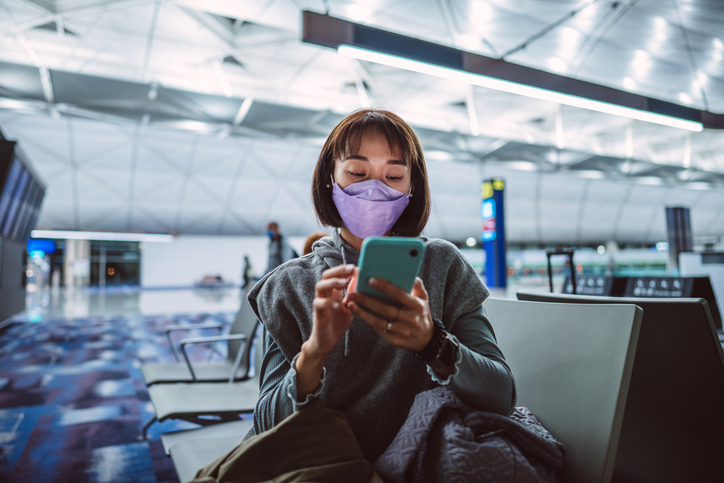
426, 333, 463, 385
285, 352, 326, 409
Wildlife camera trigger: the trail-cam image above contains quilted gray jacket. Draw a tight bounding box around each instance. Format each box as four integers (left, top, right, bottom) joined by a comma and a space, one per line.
374, 387, 564, 483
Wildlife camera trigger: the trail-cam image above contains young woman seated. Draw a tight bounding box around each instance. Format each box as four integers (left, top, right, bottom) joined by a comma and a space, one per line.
246, 108, 516, 463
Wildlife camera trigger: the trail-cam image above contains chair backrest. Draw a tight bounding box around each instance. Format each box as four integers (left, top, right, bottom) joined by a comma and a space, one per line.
517, 292, 724, 483
226, 288, 260, 379
484, 298, 641, 483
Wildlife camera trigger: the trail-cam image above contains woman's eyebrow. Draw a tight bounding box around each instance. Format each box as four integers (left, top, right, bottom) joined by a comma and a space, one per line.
343, 154, 368, 162
342, 155, 407, 166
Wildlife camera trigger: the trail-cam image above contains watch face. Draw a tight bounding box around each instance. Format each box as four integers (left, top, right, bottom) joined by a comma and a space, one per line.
438, 336, 456, 366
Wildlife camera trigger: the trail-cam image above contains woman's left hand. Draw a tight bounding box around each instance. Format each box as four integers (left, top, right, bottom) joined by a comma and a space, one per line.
345, 275, 434, 352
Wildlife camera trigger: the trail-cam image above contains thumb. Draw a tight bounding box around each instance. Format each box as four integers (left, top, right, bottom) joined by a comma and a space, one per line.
412, 277, 429, 300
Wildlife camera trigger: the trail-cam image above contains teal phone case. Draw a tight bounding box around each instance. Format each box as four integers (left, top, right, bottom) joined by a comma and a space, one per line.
356, 237, 426, 307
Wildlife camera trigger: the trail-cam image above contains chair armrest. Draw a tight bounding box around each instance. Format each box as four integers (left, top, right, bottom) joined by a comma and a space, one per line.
179, 335, 248, 382
164, 323, 223, 362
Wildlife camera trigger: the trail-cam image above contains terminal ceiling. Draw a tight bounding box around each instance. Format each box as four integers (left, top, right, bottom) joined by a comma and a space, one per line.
1, 0, 724, 244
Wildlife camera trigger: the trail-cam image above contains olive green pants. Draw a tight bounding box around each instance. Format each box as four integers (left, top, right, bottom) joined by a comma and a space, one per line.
190, 401, 384, 483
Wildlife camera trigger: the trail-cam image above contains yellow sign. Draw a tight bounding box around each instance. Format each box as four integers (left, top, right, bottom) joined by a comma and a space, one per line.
482, 179, 504, 199
481, 181, 493, 199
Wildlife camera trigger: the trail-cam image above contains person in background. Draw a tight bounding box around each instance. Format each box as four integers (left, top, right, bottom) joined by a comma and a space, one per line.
241, 255, 254, 290
265, 222, 297, 274
303, 232, 329, 256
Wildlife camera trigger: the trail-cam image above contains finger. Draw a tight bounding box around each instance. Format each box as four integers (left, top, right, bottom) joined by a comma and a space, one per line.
321, 264, 355, 280
347, 301, 390, 333
316, 277, 352, 297
314, 297, 351, 317
367, 277, 416, 308
347, 291, 399, 322
380, 329, 412, 346
411, 278, 429, 301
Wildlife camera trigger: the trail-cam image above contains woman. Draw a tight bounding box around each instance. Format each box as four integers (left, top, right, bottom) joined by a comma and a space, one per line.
246, 109, 515, 463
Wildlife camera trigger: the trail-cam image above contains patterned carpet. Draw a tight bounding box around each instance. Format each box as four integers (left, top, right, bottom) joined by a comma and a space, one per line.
0, 312, 237, 483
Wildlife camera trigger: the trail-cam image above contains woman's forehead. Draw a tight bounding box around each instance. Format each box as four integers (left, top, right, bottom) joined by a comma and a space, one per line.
340, 128, 403, 158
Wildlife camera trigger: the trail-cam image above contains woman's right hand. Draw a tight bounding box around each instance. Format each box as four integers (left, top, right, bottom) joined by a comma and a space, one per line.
307, 263, 355, 356
296, 264, 355, 400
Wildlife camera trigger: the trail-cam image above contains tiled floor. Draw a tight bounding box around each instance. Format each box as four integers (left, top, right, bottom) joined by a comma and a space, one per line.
0, 288, 241, 483
23, 285, 247, 322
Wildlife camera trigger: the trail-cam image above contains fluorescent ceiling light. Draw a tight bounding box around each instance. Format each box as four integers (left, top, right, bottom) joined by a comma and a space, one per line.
31, 230, 174, 242
338, 45, 703, 132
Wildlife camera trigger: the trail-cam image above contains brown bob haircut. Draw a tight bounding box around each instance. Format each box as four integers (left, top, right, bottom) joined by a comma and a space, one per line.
312, 109, 431, 237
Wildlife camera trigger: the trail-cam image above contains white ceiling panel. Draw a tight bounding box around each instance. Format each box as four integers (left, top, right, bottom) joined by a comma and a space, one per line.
539, 199, 580, 219
191, 174, 238, 204
37, 205, 76, 229
81, 209, 127, 232
539, 174, 587, 201
134, 143, 183, 174
583, 181, 631, 204
130, 207, 174, 233
140, 135, 199, 170
0, 0, 723, 244
229, 177, 278, 208
625, 185, 668, 205
80, 145, 135, 172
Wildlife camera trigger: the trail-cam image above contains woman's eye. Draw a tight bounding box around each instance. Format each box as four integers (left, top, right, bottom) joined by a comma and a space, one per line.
348, 171, 365, 177
387, 176, 402, 181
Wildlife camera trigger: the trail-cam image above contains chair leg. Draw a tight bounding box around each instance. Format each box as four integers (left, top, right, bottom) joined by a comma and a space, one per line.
139, 415, 157, 441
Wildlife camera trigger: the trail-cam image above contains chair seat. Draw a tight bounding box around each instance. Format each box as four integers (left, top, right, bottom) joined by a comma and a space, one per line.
170, 436, 242, 483
142, 361, 246, 385
161, 419, 253, 455
148, 382, 260, 422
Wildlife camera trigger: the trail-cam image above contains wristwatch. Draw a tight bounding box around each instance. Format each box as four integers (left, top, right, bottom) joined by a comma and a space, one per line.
428, 333, 459, 372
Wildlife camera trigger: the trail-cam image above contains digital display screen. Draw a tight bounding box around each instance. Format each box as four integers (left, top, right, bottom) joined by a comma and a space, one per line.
0, 145, 45, 242
0, 158, 22, 225
12, 179, 37, 240
20, 182, 44, 241
2, 166, 30, 237
27, 238, 55, 254
481, 198, 496, 220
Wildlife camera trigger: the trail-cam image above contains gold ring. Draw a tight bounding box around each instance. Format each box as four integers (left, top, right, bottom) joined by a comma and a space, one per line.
386, 321, 392, 333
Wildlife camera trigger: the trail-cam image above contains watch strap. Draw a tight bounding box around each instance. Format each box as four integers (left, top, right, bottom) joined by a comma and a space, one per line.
414, 319, 446, 363
428, 334, 459, 372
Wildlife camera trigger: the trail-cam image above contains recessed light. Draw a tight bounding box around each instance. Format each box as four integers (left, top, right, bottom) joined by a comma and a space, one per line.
548, 57, 568, 73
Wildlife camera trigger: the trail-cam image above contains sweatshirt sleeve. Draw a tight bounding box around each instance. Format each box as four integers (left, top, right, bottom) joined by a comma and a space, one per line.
252, 328, 326, 435
426, 305, 516, 415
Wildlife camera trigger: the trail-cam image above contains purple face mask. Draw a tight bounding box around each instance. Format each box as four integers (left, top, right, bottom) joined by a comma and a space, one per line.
331, 176, 410, 239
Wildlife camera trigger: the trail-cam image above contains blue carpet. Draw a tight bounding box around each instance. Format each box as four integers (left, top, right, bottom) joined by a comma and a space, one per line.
0, 312, 237, 483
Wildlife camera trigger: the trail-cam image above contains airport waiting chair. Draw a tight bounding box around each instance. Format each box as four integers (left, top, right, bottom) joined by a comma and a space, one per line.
142, 290, 258, 386
163, 299, 641, 483
141, 329, 262, 440
517, 292, 724, 483
159, 341, 265, 481
484, 298, 642, 483
170, 435, 245, 482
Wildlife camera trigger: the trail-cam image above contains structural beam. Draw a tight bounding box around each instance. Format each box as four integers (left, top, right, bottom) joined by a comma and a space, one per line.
301, 10, 723, 130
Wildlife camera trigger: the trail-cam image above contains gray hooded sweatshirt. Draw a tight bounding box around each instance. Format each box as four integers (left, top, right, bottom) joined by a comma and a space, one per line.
247, 230, 515, 462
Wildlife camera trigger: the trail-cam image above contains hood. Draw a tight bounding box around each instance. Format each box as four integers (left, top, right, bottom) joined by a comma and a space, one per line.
311, 230, 361, 268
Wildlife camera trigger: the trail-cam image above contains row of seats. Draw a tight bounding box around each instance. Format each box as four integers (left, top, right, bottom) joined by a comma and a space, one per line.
140, 291, 724, 483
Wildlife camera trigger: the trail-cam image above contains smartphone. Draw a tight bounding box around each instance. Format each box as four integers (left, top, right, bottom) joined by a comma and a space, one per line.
355, 237, 426, 307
